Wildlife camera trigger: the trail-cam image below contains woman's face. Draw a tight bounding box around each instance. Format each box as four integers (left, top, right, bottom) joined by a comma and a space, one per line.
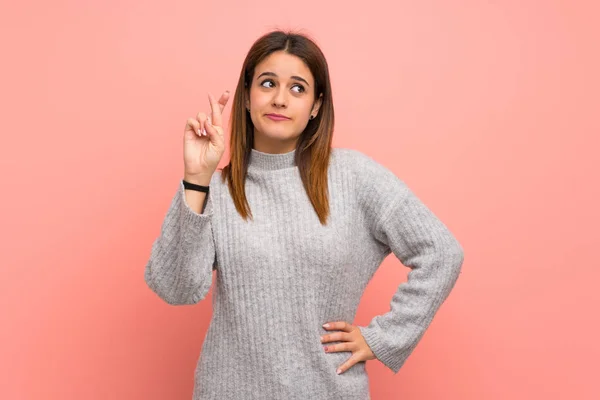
246, 51, 322, 153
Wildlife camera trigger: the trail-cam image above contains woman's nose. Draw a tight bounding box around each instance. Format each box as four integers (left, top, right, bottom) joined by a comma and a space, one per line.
272, 88, 288, 108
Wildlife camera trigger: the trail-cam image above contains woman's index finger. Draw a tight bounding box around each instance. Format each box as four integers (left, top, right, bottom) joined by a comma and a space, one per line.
208, 92, 223, 127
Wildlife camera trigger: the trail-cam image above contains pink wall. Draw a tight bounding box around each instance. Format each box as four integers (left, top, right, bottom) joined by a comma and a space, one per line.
1, 1, 598, 398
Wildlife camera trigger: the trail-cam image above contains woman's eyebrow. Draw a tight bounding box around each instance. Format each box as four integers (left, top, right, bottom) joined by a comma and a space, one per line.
257, 71, 310, 87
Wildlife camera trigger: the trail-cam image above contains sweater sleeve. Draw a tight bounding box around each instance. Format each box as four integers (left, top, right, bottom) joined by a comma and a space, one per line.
353, 151, 464, 374
144, 179, 217, 305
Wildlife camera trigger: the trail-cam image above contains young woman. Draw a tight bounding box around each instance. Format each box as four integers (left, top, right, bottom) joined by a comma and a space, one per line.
145, 30, 464, 400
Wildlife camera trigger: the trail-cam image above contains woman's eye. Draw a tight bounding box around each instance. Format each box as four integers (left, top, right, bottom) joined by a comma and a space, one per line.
260, 80, 305, 93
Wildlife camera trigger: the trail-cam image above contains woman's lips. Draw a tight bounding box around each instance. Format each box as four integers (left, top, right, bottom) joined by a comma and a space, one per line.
265, 114, 290, 121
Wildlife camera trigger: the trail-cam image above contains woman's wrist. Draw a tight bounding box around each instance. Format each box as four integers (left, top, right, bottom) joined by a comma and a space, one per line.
183, 173, 212, 186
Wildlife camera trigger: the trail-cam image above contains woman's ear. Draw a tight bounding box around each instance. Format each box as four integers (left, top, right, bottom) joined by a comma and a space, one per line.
312, 93, 323, 116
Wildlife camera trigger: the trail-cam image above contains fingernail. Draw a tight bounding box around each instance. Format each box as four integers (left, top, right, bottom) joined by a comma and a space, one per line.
336, 369, 342, 375
323, 323, 330, 328
197, 129, 201, 135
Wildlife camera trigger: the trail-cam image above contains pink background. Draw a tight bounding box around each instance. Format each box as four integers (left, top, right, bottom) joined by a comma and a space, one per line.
1, 1, 598, 399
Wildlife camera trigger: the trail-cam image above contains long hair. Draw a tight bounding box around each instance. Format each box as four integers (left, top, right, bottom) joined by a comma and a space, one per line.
220, 30, 335, 225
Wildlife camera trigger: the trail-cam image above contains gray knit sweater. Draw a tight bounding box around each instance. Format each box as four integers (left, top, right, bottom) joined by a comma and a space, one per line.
144, 147, 464, 400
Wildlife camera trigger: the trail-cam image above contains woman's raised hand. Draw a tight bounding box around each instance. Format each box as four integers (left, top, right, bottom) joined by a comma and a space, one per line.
183, 91, 230, 183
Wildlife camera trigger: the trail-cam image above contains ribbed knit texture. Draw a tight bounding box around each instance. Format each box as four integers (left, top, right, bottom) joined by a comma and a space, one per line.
144, 147, 464, 400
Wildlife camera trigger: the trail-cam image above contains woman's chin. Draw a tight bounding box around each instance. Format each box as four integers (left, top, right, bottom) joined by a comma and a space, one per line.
261, 130, 297, 141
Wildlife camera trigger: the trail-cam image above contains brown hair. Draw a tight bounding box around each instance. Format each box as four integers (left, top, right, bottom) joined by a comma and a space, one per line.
220, 29, 335, 225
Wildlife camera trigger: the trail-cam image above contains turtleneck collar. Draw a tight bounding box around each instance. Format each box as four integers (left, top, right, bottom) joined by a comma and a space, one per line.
247, 148, 297, 172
